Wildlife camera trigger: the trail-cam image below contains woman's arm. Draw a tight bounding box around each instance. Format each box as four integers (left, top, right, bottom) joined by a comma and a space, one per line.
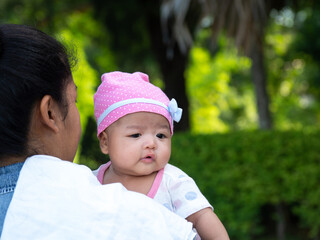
187, 208, 230, 240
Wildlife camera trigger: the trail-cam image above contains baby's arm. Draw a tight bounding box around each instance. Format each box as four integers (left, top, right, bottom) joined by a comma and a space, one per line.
187, 208, 230, 240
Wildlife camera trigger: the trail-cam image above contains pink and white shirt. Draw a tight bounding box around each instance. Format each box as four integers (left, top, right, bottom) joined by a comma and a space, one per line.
94, 163, 212, 219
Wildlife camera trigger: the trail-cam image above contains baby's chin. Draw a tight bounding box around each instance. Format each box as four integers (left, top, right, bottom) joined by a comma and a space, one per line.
136, 167, 163, 177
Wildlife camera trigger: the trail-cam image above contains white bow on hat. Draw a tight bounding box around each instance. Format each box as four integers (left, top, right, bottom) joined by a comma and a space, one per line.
168, 98, 183, 122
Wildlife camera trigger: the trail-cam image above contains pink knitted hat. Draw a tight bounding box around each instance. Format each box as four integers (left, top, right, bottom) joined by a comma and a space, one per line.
94, 71, 182, 137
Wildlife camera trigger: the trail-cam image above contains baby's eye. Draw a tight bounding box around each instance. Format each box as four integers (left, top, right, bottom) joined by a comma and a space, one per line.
156, 133, 167, 139
130, 133, 141, 138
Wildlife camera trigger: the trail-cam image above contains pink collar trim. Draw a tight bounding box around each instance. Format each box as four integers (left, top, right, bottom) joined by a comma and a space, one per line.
97, 161, 111, 184
147, 168, 164, 199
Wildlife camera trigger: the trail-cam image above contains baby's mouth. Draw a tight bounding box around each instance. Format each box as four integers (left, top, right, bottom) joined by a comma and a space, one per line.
141, 154, 155, 162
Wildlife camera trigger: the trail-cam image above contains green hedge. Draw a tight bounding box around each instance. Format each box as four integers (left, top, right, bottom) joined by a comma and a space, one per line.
79, 129, 320, 239
170, 131, 320, 240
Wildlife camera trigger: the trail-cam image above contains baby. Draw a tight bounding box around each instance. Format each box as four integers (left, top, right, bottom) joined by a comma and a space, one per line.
93, 71, 229, 240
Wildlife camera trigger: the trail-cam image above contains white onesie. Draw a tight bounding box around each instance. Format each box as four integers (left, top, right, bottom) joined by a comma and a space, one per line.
94, 162, 212, 219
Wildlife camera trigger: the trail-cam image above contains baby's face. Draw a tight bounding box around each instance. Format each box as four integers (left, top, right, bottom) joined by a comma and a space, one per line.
102, 112, 171, 177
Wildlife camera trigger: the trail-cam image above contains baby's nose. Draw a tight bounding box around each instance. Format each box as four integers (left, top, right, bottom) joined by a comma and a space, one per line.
145, 136, 156, 149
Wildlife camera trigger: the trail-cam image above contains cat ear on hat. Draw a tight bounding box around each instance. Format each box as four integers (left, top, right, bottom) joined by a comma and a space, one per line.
101, 71, 122, 83
134, 72, 149, 83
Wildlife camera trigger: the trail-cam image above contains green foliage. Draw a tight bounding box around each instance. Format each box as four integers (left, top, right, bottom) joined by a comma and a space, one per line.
0, 0, 87, 32
292, 8, 320, 63
186, 43, 255, 133
59, 9, 116, 75
266, 8, 320, 131
187, 7, 320, 134
56, 9, 116, 162
170, 130, 320, 239
78, 116, 107, 169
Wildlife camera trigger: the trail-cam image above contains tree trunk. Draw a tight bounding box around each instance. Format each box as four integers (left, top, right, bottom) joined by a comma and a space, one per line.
158, 49, 190, 131
143, 1, 190, 131
249, 41, 272, 129
275, 202, 287, 240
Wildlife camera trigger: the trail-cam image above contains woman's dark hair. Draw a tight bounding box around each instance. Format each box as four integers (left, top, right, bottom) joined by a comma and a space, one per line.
0, 24, 76, 158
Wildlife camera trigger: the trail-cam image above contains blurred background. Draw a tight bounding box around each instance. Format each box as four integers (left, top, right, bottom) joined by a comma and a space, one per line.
1, 0, 320, 239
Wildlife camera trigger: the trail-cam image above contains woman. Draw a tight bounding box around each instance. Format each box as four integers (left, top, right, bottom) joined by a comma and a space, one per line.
0, 24, 196, 239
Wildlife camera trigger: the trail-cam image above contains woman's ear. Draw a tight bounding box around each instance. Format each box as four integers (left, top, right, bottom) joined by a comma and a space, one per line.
98, 131, 109, 154
39, 95, 60, 133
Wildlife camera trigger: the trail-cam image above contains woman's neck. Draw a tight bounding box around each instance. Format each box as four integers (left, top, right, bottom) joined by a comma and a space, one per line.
0, 156, 26, 167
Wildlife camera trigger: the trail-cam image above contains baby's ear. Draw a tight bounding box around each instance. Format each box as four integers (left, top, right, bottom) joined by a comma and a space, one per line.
98, 131, 109, 154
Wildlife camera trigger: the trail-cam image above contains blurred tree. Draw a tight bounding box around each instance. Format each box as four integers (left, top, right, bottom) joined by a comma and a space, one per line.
160, 2, 320, 240
290, 5, 320, 97
160, 0, 319, 131
265, 6, 320, 131
160, 0, 285, 130
186, 41, 254, 133
91, 0, 204, 131
0, 0, 89, 33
